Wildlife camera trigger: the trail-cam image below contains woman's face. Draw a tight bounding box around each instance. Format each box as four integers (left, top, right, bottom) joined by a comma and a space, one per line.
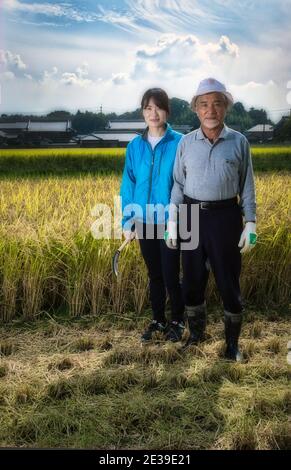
142, 98, 168, 130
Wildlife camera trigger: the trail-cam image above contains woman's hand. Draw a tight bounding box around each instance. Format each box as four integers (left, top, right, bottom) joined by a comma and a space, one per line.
123, 229, 136, 242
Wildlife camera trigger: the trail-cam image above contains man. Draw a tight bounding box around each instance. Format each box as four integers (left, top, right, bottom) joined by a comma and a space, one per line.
167, 78, 257, 361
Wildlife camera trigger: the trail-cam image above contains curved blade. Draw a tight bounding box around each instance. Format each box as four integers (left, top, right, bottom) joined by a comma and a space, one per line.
112, 238, 131, 277
112, 249, 121, 277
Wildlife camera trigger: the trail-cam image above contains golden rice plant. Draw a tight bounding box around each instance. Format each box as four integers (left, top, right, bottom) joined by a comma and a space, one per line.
0, 239, 22, 321
0, 148, 290, 321
86, 240, 111, 316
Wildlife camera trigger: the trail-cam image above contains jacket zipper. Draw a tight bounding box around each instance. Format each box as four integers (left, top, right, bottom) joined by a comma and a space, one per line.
144, 128, 170, 204
147, 144, 155, 204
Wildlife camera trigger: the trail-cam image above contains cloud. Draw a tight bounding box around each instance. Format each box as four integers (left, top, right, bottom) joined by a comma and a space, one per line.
93, 0, 266, 37
41, 64, 127, 88
1, 71, 15, 80
0, 49, 28, 82
96, 5, 138, 32
3, 0, 223, 34
1, 5, 290, 123
1, 66, 287, 123
3, 0, 99, 23
95, 0, 228, 34
111, 73, 130, 85
0, 49, 27, 71
75, 62, 89, 78
125, 0, 221, 31
132, 33, 239, 78
4, 0, 291, 48
0, 0, 254, 35
230, 80, 288, 120
3, 1, 145, 32
206, 35, 239, 58
41, 66, 58, 83
9, 18, 63, 27
60, 63, 92, 87
38, 63, 92, 87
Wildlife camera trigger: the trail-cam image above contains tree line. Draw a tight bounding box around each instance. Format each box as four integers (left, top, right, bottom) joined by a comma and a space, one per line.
0, 97, 285, 137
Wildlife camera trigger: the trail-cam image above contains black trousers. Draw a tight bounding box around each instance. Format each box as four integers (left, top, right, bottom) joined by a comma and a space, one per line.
182, 196, 243, 314
136, 223, 184, 323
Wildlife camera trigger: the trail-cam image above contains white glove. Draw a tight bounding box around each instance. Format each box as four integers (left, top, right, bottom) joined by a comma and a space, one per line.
123, 229, 136, 242
164, 221, 178, 249
238, 222, 257, 254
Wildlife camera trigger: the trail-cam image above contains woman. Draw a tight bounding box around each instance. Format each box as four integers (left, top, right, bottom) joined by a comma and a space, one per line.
120, 88, 184, 342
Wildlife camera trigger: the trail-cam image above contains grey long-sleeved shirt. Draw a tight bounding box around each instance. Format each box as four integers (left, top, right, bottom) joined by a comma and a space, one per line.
170, 125, 256, 222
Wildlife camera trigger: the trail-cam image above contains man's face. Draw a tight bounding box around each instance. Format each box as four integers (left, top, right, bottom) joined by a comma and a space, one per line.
195, 92, 227, 131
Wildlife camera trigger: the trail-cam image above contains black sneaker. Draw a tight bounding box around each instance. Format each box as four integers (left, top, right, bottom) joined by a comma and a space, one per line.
165, 320, 186, 342
141, 320, 167, 342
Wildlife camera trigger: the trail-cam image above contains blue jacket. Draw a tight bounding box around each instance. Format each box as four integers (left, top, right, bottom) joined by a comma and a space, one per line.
120, 123, 183, 228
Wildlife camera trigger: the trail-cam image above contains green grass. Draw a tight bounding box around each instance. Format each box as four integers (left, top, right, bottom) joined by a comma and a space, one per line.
0, 311, 290, 449
251, 146, 291, 171
0, 148, 125, 178
0, 145, 290, 178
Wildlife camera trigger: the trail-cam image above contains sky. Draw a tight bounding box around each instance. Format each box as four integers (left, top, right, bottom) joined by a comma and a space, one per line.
1, 0, 291, 121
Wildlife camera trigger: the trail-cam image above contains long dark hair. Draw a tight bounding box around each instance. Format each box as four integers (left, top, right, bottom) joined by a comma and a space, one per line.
141, 88, 170, 114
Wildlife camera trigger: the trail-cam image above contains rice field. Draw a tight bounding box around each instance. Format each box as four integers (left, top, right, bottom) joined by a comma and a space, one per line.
0, 147, 290, 321
0, 145, 290, 177
0, 145, 290, 449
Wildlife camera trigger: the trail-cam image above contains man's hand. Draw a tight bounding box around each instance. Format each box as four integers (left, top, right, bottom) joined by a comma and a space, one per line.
164, 221, 178, 249
238, 222, 257, 254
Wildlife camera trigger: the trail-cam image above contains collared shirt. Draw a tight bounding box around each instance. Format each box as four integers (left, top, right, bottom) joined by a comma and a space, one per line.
170, 125, 256, 222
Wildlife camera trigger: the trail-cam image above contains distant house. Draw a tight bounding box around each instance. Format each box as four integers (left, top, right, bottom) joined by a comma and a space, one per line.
0, 122, 28, 133
0, 122, 28, 146
106, 120, 146, 133
25, 120, 74, 144
79, 131, 139, 148
0, 120, 75, 147
245, 124, 274, 143
106, 119, 192, 135
0, 117, 192, 148
171, 124, 192, 134
83, 119, 145, 147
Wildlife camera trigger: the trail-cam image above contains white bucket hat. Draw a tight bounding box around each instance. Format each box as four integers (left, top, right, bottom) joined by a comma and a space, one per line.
192, 78, 234, 110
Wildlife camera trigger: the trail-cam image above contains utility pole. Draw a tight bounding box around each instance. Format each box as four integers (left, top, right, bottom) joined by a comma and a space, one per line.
100, 105, 103, 114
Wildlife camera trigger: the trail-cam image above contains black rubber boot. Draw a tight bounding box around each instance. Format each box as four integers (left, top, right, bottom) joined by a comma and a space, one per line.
182, 303, 206, 349
224, 311, 243, 362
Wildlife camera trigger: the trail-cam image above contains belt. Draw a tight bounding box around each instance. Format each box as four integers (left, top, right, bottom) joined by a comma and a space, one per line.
184, 195, 238, 210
